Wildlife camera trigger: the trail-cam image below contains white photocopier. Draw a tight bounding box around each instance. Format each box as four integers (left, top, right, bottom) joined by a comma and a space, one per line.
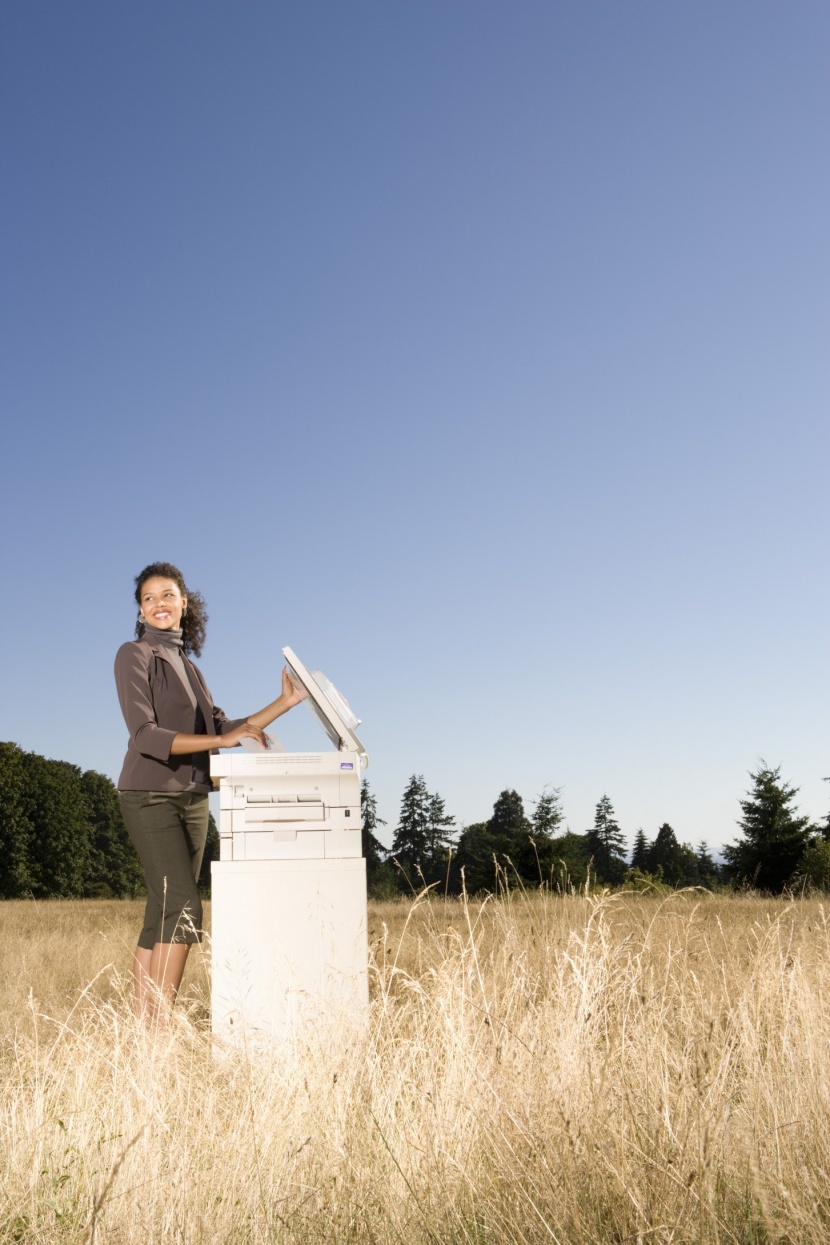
210, 647, 369, 1043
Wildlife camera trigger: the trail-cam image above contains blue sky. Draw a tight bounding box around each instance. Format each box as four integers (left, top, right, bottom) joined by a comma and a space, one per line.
2, 1, 828, 854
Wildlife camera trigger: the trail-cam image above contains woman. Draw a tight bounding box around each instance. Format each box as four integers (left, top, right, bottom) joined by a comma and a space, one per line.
115, 561, 304, 1019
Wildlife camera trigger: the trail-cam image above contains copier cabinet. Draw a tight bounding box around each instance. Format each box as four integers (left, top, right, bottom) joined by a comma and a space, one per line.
211, 857, 368, 1043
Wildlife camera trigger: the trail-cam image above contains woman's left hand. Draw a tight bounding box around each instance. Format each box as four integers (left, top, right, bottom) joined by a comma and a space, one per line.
282, 667, 307, 708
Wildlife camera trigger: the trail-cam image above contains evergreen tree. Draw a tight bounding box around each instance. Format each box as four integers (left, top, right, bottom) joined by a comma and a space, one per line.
81, 769, 144, 898
391, 774, 431, 888
452, 791, 532, 893
723, 764, 814, 892
522, 786, 563, 881
424, 791, 455, 885
647, 823, 699, 887
531, 787, 564, 837
361, 779, 387, 871
391, 776, 457, 891
452, 821, 497, 894
798, 837, 830, 892
488, 789, 530, 845
360, 780, 397, 897
546, 830, 590, 890
585, 795, 627, 885
820, 779, 830, 842
488, 788, 532, 885
695, 841, 720, 888
630, 828, 650, 872
0, 742, 35, 897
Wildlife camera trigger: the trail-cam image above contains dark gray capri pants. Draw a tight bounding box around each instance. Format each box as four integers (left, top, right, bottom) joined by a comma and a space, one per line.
119, 791, 209, 949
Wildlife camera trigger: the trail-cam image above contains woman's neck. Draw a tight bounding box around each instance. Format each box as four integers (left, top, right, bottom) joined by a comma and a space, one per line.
140, 621, 183, 649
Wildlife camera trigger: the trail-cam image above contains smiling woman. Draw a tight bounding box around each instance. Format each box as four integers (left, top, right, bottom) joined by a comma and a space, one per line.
113, 560, 306, 1023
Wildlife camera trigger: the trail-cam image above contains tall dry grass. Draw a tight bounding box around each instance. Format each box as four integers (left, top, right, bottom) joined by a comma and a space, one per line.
2, 889, 830, 1243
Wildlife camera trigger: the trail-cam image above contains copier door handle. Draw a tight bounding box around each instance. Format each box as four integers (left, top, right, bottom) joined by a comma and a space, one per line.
244, 804, 325, 823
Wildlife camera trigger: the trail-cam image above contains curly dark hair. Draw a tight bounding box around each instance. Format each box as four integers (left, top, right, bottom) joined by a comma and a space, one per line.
133, 561, 208, 657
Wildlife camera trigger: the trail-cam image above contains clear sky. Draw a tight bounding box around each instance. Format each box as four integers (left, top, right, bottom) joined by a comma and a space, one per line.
2, 1, 828, 855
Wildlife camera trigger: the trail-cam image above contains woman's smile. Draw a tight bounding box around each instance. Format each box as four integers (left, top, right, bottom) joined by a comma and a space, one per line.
140, 577, 187, 630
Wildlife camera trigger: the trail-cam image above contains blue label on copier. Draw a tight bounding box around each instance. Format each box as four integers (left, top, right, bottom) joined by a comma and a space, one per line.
340, 762, 354, 770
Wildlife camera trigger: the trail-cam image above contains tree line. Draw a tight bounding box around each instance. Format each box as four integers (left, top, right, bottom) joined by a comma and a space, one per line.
2, 741, 828, 902
361, 765, 830, 899
0, 742, 217, 899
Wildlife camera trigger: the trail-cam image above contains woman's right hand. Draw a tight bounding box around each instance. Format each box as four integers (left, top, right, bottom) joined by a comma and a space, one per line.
220, 721, 270, 750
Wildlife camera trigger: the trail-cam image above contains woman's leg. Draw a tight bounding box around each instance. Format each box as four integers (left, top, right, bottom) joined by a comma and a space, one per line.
146, 794, 209, 1007
120, 791, 208, 1020
133, 945, 154, 1017
149, 941, 192, 1006
121, 792, 167, 1018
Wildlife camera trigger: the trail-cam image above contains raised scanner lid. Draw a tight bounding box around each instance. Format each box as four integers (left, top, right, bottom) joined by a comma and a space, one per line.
282, 647, 367, 762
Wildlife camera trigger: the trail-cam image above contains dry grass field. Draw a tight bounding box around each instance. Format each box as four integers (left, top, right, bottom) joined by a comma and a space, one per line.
2, 889, 830, 1243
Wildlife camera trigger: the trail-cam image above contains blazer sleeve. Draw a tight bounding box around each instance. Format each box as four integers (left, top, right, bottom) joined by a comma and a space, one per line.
212, 703, 246, 736
114, 642, 178, 761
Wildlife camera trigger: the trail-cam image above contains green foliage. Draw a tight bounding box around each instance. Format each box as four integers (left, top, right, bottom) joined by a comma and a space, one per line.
585, 795, 627, 885
723, 764, 814, 893
630, 829, 720, 891
545, 830, 590, 890
531, 786, 564, 837
390, 774, 430, 884
454, 790, 538, 893
0, 743, 36, 896
796, 837, 830, 893
820, 780, 830, 842
520, 786, 568, 882
391, 774, 455, 891
630, 828, 649, 871
424, 790, 455, 883
456, 789, 532, 893
488, 789, 530, 843
696, 841, 721, 888
0, 742, 144, 900
6, 743, 824, 907
361, 780, 397, 899
82, 769, 144, 898
646, 823, 700, 887
20, 752, 91, 897
452, 821, 497, 893
360, 780, 385, 869
621, 868, 673, 894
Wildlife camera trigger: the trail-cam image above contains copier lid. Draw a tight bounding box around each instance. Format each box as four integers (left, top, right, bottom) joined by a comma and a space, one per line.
282, 646, 367, 761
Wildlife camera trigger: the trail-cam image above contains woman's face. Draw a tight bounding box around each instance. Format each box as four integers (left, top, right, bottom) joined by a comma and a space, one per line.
139, 576, 187, 631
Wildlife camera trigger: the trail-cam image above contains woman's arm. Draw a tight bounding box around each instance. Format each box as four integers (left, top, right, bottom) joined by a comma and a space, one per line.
245, 667, 306, 730
115, 642, 180, 761
169, 668, 306, 755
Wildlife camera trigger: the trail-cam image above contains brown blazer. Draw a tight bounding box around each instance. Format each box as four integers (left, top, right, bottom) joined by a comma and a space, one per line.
114, 638, 245, 791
